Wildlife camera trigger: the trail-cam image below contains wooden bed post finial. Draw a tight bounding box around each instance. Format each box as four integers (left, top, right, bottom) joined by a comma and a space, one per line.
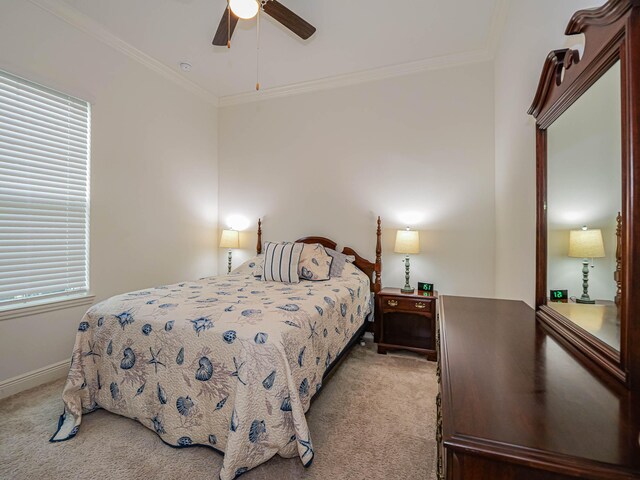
257, 218, 262, 255
374, 216, 382, 293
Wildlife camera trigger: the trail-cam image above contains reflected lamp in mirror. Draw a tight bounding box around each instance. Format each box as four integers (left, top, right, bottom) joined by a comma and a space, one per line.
395, 228, 420, 294
568, 227, 605, 304
220, 229, 239, 274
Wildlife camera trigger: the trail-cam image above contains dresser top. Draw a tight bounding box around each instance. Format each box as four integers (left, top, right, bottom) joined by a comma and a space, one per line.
439, 295, 640, 477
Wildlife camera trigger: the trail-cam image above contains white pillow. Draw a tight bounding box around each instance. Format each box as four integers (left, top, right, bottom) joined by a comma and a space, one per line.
262, 242, 304, 283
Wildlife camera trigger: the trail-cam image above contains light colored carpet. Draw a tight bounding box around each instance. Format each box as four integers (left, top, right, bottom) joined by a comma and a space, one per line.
0, 339, 437, 480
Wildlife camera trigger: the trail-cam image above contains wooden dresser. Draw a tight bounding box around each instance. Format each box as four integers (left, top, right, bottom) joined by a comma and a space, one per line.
436, 296, 640, 479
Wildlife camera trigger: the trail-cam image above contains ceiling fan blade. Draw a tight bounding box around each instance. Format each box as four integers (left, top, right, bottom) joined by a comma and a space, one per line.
212, 7, 239, 46
263, 0, 316, 40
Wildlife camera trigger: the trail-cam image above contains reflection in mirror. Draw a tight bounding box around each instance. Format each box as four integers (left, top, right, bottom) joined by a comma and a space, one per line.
546, 60, 621, 351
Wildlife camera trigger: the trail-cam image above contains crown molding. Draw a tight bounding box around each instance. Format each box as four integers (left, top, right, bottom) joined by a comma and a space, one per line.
27, 0, 509, 109
219, 49, 493, 107
219, 0, 510, 107
27, 0, 219, 106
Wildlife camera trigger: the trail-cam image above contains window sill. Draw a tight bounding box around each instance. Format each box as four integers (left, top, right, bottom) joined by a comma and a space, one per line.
0, 293, 96, 322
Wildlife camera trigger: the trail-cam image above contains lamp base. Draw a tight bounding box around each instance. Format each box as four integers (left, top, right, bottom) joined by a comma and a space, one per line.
401, 255, 414, 294
576, 260, 595, 304
576, 298, 596, 305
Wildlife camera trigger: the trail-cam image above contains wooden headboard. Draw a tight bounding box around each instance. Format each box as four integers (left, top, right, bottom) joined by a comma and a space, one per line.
256, 217, 382, 293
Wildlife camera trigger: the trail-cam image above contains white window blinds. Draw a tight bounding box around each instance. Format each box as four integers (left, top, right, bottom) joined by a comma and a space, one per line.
0, 70, 90, 306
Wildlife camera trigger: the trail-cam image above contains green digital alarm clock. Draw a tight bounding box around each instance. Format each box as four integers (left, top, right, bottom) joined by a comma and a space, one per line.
418, 282, 434, 293
550, 289, 568, 301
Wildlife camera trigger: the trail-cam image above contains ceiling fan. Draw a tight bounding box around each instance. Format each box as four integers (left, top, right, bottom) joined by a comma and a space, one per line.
212, 0, 316, 47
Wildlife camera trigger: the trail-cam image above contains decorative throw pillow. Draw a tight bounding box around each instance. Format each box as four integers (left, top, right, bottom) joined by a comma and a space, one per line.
262, 242, 304, 283
325, 248, 356, 277
231, 255, 264, 277
254, 259, 264, 278
298, 243, 332, 281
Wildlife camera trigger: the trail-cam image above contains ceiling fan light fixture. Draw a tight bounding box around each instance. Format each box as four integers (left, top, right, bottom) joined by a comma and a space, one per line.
229, 0, 259, 20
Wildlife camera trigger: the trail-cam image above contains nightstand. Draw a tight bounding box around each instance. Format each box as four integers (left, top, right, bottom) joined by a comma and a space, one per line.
374, 288, 438, 360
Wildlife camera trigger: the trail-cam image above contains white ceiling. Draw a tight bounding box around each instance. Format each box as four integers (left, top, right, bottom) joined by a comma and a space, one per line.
56, 0, 503, 99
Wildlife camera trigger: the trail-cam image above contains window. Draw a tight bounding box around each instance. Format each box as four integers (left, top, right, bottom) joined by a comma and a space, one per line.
0, 70, 90, 307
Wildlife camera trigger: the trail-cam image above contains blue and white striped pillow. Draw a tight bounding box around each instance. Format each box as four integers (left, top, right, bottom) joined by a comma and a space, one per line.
262, 242, 304, 283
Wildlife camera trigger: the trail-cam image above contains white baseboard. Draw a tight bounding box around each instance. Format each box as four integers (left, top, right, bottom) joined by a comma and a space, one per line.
0, 358, 70, 400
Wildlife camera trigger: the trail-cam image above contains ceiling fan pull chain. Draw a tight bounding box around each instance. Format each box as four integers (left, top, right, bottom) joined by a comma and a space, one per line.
256, 5, 261, 91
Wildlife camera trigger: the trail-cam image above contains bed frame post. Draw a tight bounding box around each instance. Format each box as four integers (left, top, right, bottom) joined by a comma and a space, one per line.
257, 218, 262, 255
374, 216, 382, 293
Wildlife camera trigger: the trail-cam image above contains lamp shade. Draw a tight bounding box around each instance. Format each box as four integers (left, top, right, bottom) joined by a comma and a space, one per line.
568, 229, 605, 258
219, 229, 239, 249
394, 229, 420, 254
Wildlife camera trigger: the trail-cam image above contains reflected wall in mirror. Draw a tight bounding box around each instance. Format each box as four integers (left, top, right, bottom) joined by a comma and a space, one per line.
546, 61, 621, 352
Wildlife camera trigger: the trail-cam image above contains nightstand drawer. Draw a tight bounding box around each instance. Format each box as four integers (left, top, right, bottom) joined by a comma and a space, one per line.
382, 296, 434, 314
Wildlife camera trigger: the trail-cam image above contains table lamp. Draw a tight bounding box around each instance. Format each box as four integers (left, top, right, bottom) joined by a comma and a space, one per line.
568, 226, 605, 304
220, 229, 239, 274
395, 228, 420, 294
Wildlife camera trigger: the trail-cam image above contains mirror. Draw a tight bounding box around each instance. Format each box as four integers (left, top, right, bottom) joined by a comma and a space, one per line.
530, 0, 640, 392
547, 61, 622, 351
546, 60, 621, 352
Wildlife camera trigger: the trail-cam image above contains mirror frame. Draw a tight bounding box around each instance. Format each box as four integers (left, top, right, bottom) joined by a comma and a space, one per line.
529, 0, 640, 392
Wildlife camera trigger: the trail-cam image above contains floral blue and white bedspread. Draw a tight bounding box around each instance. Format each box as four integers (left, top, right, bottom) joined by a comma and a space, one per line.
51, 262, 371, 480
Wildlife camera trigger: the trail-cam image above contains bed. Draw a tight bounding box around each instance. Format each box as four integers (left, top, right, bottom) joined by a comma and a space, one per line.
51, 218, 382, 480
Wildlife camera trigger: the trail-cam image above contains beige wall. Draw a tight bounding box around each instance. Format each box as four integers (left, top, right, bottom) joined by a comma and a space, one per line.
493, 0, 605, 305
0, 0, 219, 383
219, 62, 497, 298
